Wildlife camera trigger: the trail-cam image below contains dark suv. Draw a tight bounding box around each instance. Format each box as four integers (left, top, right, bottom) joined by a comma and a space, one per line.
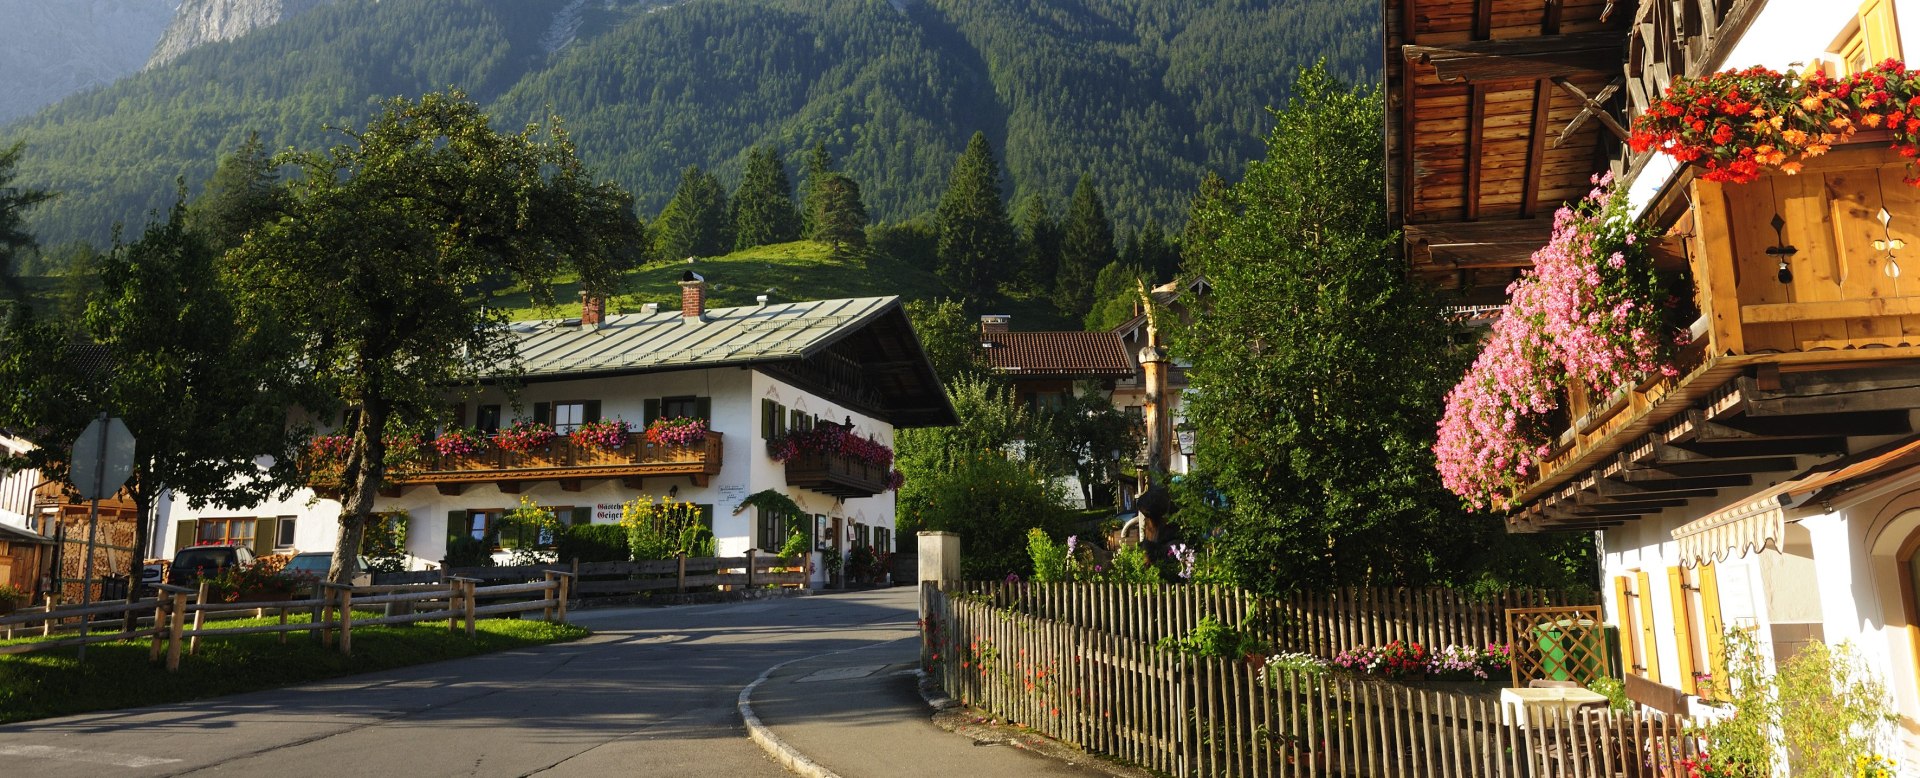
168, 544, 257, 585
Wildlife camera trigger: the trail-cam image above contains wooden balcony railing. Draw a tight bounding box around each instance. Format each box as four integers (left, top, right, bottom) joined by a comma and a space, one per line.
784, 451, 890, 499
1516, 142, 1920, 509
390, 431, 723, 488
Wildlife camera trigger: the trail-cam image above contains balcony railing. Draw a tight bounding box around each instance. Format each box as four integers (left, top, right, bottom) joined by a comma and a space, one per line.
784, 451, 890, 499
390, 431, 724, 488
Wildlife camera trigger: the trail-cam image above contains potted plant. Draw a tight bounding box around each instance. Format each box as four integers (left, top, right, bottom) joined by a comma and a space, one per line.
848, 544, 878, 585
645, 416, 708, 448
821, 547, 844, 589
0, 583, 27, 615
496, 419, 556, 453
570, 417, 633, 453
433, 426, 489, 460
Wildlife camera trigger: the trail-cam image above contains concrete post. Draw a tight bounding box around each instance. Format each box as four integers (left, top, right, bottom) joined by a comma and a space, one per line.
917, 531, 960, 619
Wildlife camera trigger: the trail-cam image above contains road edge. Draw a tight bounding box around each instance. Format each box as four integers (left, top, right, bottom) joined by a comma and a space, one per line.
737, 637, 910, 778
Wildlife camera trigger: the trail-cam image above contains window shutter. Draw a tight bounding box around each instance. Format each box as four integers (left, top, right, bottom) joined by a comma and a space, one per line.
775, 404, 788, 436
449, 403, 467, 429
583, 400, 602, 424
447, 511, 467, 550
532, 402, 551, 426
695, 397, 712, 421
570, 507, 591, 526
252, 518, 276, 558
644, 399, 661, 427
789, 409, 802, 432
761, 399, 775, 439
696, 504, 714, 529
173, 521, 197, 554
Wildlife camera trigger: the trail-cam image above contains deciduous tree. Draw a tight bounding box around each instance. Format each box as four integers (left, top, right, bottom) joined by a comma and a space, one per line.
225, 92, 641, 583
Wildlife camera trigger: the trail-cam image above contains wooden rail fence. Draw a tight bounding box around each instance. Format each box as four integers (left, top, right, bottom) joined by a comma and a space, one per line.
954, 582, 1579, 654
0, 573, 574, 670
924, 585, 1695, 778
371, 551, 805, 595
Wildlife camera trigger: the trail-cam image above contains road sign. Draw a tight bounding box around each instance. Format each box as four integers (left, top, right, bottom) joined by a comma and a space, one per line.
71, 416, 135, 501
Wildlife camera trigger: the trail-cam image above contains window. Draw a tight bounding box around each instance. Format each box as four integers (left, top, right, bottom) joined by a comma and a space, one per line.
854, 523, 871, 550
663, 396, 701, 420
476, 404, 502, 433
815, 514, 832, 551
197, 518, 256, 547
762, 399, 786, 439
553, 402, 587, 433
465, 510, 500, 544
499, 506, 562, 550
758, 509, 802, 552
1829, 0, 1904, 76
274, 517, 297, 550
875, 527, 892, 555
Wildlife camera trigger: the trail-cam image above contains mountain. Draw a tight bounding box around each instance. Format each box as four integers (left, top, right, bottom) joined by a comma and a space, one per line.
147, 0, 336, 70
2, 0, 1380, 251
0, 0, 178, 125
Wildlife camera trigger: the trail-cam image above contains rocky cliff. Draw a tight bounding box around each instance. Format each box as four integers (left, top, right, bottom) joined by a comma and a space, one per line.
0, 0, 178, 125
146, 0, 336, 70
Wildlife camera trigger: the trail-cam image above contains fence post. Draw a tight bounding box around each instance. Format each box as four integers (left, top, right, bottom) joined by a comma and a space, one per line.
149, 596, 168, 662
677, 554, 687, 593
189, 581, 209, 655
447, 581, 462, 635
463, 579, 477, 637
746, 549, 757, 589
555, 573, 571, 623
338, 588, 353, 656
165, 590, 187, 671
542, 572, 557, 621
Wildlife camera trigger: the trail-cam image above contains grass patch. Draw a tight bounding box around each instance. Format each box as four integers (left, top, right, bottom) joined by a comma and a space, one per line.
0, 611, 588, 724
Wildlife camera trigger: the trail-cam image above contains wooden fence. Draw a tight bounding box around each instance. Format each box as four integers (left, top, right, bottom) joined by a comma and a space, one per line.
0, 573, 573, 670
953, 582, 1579, 654
925, 585, 1697, 778
372, 551, 806, 594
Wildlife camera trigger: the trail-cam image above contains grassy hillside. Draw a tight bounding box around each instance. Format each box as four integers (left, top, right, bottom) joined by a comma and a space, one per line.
497, 240, 1076, 330
2, 0, 1380, 250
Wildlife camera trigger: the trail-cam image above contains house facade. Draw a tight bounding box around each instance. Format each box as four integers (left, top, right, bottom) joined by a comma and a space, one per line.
165, 277, 953, 586
1390, 0, 1920, 763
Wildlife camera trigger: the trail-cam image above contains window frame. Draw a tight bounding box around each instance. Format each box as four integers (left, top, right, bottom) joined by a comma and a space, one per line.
274, 516, 297, 550
197, 517, 256, 547
552, 401, 588, 433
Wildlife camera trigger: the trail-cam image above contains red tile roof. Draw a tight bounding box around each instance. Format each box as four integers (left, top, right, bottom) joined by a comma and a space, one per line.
983, 331, 1136, 377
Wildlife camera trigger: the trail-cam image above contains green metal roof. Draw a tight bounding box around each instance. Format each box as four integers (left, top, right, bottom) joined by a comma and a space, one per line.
506, 296, 900, 379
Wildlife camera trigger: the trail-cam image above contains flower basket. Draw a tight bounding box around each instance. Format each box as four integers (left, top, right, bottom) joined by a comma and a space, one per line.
433, 427, 489, 459
645, 417, 707, 448
570, 418, 633, 452
496, 420, 556, 453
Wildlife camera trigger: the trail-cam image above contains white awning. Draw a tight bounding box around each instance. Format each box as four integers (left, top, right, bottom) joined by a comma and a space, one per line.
1673, 435, 1920, 567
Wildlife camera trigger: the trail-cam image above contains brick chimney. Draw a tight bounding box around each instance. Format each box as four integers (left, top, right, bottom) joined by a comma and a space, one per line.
579, 290, 606, 329
679, 271, 708, 321
979, 314, 1010, 334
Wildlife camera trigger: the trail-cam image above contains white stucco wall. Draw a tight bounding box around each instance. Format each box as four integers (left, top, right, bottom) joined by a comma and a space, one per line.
165, 365, 902, 587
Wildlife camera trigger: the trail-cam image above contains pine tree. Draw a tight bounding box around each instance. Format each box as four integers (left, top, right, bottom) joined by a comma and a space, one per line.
655, 165, 731, 260
934, 132, 1014, 302
1136, 220, 1180, 282
1055, 174, 1114, 317
188, 133, 288, 253
811, 173, 868, 251
0, 142, 54, 294
1013, 193, 1060, 290
1181, 171, 1230, 277
730, 146, 801, 250
800, 141, 835, 239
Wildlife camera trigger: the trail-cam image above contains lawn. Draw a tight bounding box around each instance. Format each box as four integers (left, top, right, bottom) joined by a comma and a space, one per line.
0, 612, 588, 723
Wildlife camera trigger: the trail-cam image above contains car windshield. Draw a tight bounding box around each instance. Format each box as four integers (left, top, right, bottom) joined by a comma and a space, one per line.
174, 549, 233, 569
284, 555, 329, 574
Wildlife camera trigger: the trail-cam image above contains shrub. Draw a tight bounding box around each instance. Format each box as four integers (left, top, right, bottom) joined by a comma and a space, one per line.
204, 562, 307, 603
904, 453, 1073, 580
1157, 615, 1266, 659
1262, 652, 1331, 683
621, 496, 713, 560
0, 584, 27, 603
1697, 630, 1898, 776
778, 527, 811, 560
361, 511, 409, 573
1026, 529, 1069, 582
444, 536, 495, 569
555, 523, 629, 563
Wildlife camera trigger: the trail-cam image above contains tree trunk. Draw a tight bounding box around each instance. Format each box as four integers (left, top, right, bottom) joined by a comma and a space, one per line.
332, 399, 388, 585
120, 478, 152, 632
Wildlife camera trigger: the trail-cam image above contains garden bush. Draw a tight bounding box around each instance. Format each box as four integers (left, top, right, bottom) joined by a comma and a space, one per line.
555, 524, 629, 563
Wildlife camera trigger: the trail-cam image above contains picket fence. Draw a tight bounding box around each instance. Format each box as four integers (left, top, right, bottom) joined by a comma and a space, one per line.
924, 584, 1699, 778
372, 551, 806, 594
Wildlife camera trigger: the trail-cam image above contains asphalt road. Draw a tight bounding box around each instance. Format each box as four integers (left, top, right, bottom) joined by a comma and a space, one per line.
0, 588, 923, 778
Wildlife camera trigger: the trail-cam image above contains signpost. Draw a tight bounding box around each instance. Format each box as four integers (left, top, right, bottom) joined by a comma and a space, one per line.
71, 413, 135, 660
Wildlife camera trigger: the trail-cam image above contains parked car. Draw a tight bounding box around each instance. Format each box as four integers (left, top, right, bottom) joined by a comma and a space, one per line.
283, 552, 373, 586
168, 544, 257, 585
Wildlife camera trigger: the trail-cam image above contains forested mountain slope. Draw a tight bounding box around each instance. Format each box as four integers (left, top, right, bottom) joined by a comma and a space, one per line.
3, 0, 1378, 249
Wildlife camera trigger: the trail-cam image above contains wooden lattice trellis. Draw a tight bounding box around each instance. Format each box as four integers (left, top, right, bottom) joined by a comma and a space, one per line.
1506, 605, 1609, 687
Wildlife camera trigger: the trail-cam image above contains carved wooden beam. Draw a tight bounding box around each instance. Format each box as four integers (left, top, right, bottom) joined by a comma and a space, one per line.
1404, 31, 1622, 83
1551, 76, 1630, 148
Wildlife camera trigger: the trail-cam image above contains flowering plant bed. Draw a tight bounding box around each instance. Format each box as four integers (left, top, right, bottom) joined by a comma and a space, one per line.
569, 418, 632, 451
1632, 59, 1920, 183
1434, 176, 1684, 509
433, 427, 489, 457
644, 416, 706, 447
767, 423, 894, 470
496, 420, 556, 453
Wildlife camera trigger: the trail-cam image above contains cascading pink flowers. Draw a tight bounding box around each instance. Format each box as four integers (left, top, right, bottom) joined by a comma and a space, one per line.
1435, 175, 1684, 510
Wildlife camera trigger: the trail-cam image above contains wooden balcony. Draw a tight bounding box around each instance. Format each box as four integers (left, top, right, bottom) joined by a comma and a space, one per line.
1513, 143, 1920, 528
784, 451, 890, 499
390, 432, 723, 493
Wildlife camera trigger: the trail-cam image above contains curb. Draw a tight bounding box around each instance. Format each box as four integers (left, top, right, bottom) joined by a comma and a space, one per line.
737, 636, 912, 778
914, 672, 1151, 778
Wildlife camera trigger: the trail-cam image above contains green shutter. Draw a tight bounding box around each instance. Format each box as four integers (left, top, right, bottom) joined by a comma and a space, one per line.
695, 397, 712, 422
643, 399, 661, 427
583, 400, 602, 424
761, 399, 775, 439
447, 511, 466, 549
570, 507, 591, 526
174, 521, 197, 554
253, 518, 276, 558
697, 505, 714, 530
532, 402, 551, 426
775, 404, 788, 436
